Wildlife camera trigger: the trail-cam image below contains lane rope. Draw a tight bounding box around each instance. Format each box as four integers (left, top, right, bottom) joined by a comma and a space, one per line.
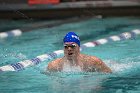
0, 29, 140, 72
0, 29, 22, 39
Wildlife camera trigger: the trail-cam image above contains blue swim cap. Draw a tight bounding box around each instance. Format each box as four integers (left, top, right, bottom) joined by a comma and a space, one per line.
63, 32, 80, 46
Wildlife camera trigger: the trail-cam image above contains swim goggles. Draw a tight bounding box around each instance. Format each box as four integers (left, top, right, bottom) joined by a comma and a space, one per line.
64, 43, 77, 49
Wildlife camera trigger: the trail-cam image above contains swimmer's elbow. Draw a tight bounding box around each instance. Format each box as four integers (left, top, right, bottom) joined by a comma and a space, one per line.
100, 64, 112, 73
103, 68, 112, 73
96, 67, 112, 73
96, 61, 112, 73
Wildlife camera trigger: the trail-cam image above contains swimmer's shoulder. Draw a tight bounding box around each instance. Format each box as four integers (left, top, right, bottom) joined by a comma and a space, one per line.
47, 58, 63, 71
80, 54, 112, 73
80, 54, 100, 60
80, 54, 102, 64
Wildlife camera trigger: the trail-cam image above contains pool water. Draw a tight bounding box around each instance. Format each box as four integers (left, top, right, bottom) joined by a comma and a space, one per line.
0, 17, 140, 93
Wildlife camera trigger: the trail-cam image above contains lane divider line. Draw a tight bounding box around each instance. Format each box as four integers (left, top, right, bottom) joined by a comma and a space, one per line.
0, 29, 22, 39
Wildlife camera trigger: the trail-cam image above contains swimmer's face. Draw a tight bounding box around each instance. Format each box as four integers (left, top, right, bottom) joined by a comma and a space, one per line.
64, 42, 80, 60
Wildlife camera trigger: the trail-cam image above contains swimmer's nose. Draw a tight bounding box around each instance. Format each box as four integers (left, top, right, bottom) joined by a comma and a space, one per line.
67, 47, 72, 51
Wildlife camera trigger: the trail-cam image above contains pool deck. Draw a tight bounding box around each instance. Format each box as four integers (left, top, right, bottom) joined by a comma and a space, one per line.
0, 1, 140, 19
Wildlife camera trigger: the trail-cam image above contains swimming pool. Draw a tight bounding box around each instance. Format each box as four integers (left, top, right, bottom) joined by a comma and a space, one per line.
0, 17, 140, 93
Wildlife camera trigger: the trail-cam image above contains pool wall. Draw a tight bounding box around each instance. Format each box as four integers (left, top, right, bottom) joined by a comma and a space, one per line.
0, 1, 140, 19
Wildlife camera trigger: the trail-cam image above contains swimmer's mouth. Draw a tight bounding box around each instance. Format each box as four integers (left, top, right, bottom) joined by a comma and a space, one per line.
68, 53, 73, 55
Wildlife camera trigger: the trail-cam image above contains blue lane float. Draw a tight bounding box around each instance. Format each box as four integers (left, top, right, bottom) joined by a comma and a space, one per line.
0, 29, 22, 39
0, 29, 140, 72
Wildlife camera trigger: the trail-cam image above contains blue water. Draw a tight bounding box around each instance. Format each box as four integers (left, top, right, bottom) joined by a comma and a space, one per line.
0, 17, 140, 93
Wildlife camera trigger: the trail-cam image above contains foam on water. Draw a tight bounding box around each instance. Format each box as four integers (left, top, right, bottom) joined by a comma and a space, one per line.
62, 65, 82, 72
104, 56, 140, 76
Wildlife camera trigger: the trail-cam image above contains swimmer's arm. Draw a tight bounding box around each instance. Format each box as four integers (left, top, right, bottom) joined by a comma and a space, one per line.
92, 57, 112, 73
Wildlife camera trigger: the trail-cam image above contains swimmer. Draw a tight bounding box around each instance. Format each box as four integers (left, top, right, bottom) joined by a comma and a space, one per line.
47, 32, 112, 73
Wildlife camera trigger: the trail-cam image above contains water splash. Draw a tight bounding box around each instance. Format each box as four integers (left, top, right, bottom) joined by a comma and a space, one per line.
104, 56, 140, 76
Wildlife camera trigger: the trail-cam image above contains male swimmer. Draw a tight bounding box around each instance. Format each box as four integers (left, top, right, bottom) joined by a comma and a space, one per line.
47, 32, 112, 73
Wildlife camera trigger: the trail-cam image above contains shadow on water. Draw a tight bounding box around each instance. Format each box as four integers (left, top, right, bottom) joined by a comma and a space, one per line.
99, 76, 140, 93
96, 56, 140, 93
